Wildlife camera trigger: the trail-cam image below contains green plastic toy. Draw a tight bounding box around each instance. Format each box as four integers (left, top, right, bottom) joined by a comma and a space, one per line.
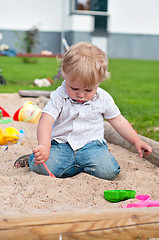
0, 118, 13, 124
104, 190, 136, 203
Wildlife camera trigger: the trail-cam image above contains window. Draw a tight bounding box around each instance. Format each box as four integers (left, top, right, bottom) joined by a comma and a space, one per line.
71, 0, 109, 16
71, 0, 108, 32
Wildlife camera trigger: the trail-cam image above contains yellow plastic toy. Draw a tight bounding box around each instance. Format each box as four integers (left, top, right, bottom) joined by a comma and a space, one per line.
0, 127, 19, 145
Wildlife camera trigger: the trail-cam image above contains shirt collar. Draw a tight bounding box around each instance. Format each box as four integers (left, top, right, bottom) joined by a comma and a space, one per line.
61, 80, 69, 98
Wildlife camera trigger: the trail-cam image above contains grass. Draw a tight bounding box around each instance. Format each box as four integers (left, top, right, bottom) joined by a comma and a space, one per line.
0, 56, 63, 92
101, 59, 159, 141
1, 56, 159, 141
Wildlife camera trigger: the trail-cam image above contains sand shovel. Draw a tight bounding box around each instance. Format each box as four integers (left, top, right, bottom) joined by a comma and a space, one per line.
43, 162, 56, 178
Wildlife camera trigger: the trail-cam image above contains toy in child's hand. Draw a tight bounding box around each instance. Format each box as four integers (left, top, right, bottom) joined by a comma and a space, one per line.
43, 162, 56, 178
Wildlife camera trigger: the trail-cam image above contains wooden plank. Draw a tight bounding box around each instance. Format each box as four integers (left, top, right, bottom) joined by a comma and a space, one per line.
0, 229, 59, 240
1, 224, 159, 240
0, 222, 159, 240
1, 208, 159, 229
62, 223, 159, 240
18, 90, 51, 98
16, 53, 63, 58
104, 121, 159, 167
0, 208, 159, 239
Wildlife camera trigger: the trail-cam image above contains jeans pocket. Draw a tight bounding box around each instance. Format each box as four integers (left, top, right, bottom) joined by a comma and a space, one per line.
96, 140, 108, 148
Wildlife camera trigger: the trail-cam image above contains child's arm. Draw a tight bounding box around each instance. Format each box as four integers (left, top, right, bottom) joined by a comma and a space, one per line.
107, 114, 152, 158
33, 112, 55, 165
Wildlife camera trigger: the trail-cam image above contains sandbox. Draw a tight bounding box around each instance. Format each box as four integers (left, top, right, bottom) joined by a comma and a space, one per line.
0, 93, 159, 239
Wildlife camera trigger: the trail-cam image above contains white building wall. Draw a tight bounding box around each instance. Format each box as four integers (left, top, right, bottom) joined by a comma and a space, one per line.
0, 0, 63, 31
0, 0, 93, 33
70, 15, 94, 32
108, 0, 159, 35
1, 0, 159, 35
0, 0, 159, 58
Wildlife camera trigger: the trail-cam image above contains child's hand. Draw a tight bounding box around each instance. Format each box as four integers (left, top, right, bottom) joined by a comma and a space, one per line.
134, 140, 152, 158
33, 144, 50, 166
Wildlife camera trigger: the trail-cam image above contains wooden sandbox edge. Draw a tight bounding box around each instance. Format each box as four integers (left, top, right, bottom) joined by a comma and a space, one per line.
104, 121, 159, 167
0, 208, 159, 239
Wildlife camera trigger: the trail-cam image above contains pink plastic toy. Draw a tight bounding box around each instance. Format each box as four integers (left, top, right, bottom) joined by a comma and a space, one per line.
43, 162, 56, 178
122, 195, 159, 208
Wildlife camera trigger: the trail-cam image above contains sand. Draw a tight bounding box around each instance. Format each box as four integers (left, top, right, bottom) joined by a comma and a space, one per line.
0, 93, 159, 215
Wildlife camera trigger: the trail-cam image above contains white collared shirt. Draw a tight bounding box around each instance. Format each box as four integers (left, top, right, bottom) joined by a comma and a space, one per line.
43, 81, 120, 150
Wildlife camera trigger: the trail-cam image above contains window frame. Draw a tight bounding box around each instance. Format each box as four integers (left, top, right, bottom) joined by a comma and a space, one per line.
70, 0, 110, 16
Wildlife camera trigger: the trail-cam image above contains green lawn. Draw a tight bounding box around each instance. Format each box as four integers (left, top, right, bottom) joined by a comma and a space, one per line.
1, 56, 159, 141
101, 59, 159, 141
0, 56, 63, 92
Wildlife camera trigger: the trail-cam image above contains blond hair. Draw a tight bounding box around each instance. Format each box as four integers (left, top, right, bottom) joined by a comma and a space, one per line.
61, 42, 110, 87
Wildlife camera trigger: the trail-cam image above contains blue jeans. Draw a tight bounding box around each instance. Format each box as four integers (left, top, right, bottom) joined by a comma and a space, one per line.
29, 140, 121, 180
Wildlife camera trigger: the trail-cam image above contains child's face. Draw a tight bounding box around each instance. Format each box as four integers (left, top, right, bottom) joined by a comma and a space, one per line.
65, 73, 99, 103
